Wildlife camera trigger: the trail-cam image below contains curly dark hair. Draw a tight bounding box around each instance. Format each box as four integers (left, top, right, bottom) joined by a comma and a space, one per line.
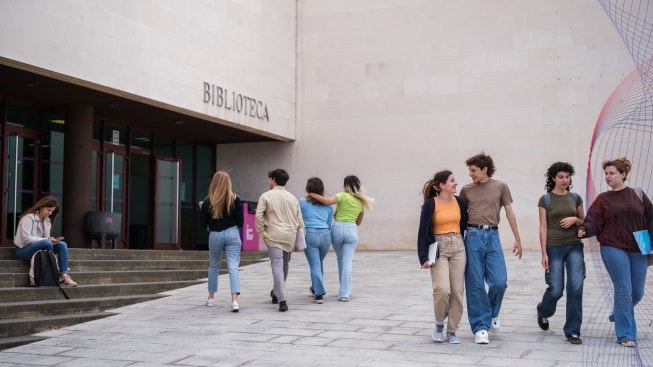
465, 152, 496, 177
545, 162, 575, 193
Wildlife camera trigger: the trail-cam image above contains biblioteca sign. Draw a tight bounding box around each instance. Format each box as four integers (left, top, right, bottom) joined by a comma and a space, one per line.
203, 82, 269, 121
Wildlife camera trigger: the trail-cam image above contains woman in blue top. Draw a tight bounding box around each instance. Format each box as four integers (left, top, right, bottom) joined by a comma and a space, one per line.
310, 175, 374, 301
300, 177, 333, 304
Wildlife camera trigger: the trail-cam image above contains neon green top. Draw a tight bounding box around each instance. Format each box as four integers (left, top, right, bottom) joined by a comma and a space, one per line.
334, 192, 364, 223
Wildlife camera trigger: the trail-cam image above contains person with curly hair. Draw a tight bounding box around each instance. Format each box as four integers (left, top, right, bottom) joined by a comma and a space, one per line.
535, 162, 585, 345
460, 152, 522, 344
579, 157, 653, 347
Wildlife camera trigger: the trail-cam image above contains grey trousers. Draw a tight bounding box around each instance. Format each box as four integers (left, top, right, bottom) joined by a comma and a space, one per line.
268, 245, 292, 302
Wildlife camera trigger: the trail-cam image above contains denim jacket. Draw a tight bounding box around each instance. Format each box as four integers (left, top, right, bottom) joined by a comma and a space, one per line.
417, 196, 468, 265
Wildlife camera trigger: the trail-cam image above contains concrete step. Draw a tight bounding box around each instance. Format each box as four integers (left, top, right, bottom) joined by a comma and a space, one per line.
0, 257, 266, 272
0, 311, 114, 338
0, 269, 214, 288
0, 294, 164, 319
0, 247, 268, 260
0, 335, 48, 351
0, 280, 203, 302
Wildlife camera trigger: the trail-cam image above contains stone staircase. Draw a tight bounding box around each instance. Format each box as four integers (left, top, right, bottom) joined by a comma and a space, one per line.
0, 247, 268, 350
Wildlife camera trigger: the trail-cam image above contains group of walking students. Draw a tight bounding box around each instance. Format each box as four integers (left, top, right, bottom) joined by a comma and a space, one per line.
197, 152, 651, 348
417, 153, 651, 347
10, 151, 651, 348
199, 169, 373, 313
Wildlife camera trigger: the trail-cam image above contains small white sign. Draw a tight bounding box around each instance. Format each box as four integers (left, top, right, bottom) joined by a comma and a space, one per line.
112, 130, 120, 145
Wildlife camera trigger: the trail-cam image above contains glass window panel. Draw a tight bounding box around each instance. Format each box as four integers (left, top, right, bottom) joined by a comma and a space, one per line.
130, 131, 151, 151
5, 136, 35, 239
154, 136, 174, 158
91, 151, 98, 211
93, 121, 102, 141
156, 160, 178, 243
6, 104, 39, 129
104, 152, 125, 214
176, 141, 194, 247
41, 114, 65, 236
129, 153, 150, 249
194, 145, 212, 249
104, 125, 126, 147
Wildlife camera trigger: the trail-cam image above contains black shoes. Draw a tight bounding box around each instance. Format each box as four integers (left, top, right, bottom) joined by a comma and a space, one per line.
537, 312, 549, 331
314, 295, 324, 304
279, 301, 288, 312
567, 334, 582, 345
270, 290, 278, 304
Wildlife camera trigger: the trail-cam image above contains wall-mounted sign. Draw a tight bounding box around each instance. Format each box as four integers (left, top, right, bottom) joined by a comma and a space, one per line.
112, 130, 120, 145
203, 82, 269, 121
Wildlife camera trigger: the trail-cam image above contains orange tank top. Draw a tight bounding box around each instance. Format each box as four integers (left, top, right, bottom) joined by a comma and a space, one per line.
432, 197, 461, 234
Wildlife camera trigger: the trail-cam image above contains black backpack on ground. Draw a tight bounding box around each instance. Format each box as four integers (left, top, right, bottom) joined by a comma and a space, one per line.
29, 250, 70, 299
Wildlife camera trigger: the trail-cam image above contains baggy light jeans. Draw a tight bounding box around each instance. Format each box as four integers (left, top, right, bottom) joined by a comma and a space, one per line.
430, 232, 466, 333
464, 227, 507, 334
207, 226, 242, 294
600, 245, 647, 342
331, 221, 358, 298
304, 228, 331, 296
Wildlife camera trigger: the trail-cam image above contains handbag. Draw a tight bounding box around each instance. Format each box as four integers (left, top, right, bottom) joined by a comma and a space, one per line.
295, 229, 306, 250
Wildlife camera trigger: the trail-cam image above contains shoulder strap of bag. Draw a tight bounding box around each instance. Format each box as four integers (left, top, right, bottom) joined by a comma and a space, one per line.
544, 193, 551, 211
48, 253, 69, 299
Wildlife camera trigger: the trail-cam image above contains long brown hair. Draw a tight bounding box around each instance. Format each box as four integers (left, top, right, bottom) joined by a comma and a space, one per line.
208, 171, 236, 219
20, 196, 60, 225
343, 175, 374, 210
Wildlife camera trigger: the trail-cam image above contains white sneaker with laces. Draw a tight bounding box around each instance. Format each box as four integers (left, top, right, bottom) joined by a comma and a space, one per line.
475, 330, 489, 344
231, 301, 239, 312
205, 298, 215, 307
491, 316, 500, 332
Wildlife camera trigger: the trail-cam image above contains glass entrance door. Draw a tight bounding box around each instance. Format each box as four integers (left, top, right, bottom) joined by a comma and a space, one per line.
154, 158, 180, 249
3, 132, 38, 245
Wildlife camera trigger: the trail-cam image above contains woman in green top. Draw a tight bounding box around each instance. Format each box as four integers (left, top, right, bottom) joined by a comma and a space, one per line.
310, 175, 374, 301
536, 162, 585, 345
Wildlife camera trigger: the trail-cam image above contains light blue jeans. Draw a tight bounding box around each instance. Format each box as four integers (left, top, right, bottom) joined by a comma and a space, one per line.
207, 226, 241, 294
331, 221, 358, 298
464, 228, 507, 333
16, 238, 70, 274
304, 228, 331, 296
600, 245, 647, 342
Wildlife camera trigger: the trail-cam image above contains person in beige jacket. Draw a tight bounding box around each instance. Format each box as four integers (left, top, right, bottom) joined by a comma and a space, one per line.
256, 169, 304, 312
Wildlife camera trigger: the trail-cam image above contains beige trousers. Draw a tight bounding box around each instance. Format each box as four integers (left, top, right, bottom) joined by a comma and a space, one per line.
430, 232, 466, 333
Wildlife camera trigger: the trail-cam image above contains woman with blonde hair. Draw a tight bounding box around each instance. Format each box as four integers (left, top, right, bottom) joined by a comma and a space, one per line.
200, 171, 244, 311
14, 195, 77, 286
310, 175, 373, 301
579, 157, 652, 347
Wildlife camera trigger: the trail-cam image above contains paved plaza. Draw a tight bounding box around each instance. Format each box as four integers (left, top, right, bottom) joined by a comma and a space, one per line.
0, 249, 648, 366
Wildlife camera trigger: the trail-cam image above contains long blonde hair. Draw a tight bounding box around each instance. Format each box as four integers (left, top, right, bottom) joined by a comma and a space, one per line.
208, 171, 236, 219
343, 175, 374, 210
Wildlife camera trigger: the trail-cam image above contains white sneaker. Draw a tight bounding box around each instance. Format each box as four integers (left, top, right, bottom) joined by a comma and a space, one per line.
431, 322, 444, 342
205, 298, 215, 307
491, 317, 500, 332
475, 330, 489, 344
231, 301, 239, 312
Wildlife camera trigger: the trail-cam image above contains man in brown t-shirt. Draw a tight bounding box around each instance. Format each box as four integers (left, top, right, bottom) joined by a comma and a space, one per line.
460, 153, 522, 344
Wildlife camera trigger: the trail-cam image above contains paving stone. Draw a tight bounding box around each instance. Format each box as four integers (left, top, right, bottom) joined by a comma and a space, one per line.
0, 250, 648, 366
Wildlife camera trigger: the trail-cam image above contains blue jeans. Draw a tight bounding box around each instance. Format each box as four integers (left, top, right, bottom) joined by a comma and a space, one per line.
331, 221, 358, 298
600, 245, 647, 342
16, 239, 70, 274
537, 242, 585, 337
207, 226, 241, 294
304, 228, 331, 296
464, 228, 507, 333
